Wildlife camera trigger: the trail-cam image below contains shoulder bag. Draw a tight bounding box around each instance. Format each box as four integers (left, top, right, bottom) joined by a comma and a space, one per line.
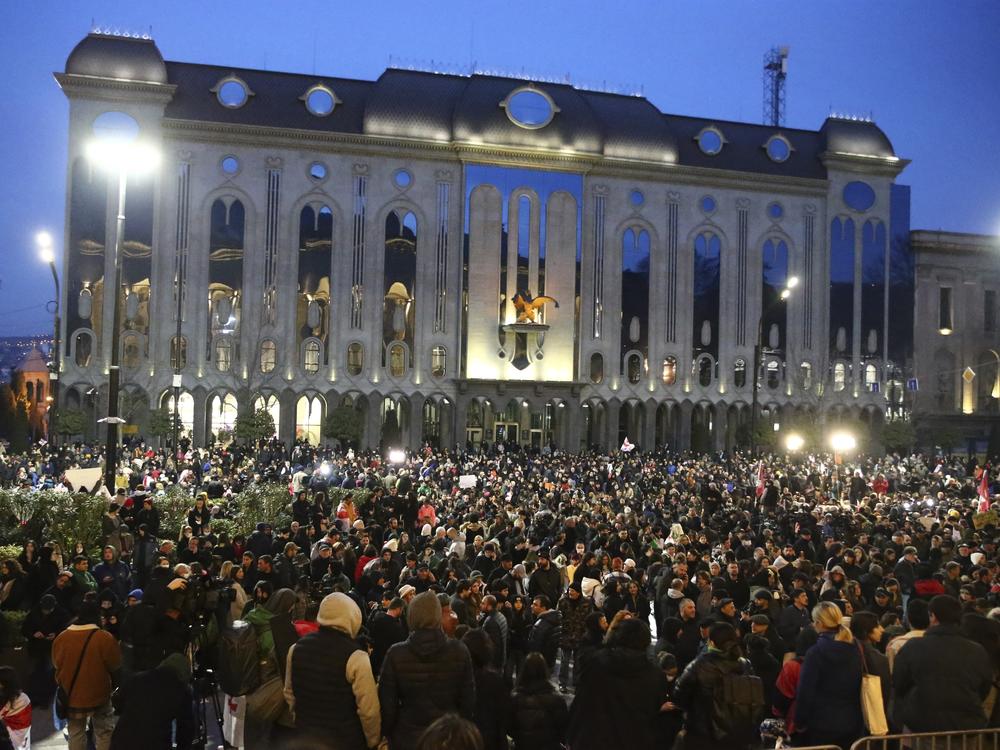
857, 640, 889, 736
55, 629, 98, 720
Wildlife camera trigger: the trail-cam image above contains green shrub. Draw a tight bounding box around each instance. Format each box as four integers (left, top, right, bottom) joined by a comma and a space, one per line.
0, 545, 22, 561
1, 611, 27, 647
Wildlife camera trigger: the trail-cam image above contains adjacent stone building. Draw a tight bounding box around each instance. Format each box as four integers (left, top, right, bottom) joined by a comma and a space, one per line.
55, 31, 916, 451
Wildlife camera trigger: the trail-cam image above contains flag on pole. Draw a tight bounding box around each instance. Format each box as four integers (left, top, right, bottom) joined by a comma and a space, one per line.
620, 437, 635, 453
755, 461, 767, 498
979, 466, 991, 512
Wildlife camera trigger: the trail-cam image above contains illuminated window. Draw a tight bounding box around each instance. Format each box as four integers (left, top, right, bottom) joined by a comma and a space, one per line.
347, 343, 363, 376
260, 340, 276, 373
214, 338, 232, 372
833, 362, 847, 392
626, 353, 642, 384
865, 363, 878, 388
939, 287, 954, 333
733, 358, 746, 388
766, 360, 780, 389
170, 336, 187, 371
697, 356, 714, 387
296, 395, 324, 444
303, 340, 320, 373
431, 346, 447, 378
662, 356, 677, 386
800, 362, 813, 391
121, 334, 141, 368
389, 344, 406, 378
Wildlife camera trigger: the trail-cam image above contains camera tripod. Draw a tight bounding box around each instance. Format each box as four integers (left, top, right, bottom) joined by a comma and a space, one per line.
193, 668, 233, 749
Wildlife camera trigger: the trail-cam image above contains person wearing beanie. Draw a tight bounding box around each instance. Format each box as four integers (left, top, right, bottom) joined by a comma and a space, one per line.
52, 601, 122, 750
379, 590, 475, 750
284, 592, 382, 749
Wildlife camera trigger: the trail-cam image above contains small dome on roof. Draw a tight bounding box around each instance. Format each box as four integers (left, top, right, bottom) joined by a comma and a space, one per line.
820, 117, 895, 158
65, 33, 168, 84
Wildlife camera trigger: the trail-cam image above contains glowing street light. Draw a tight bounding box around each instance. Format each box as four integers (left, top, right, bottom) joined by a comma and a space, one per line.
37, 230, 60, 444
784, 433, 804, 452
388, 448, 406, 464
829, 431, 857, 453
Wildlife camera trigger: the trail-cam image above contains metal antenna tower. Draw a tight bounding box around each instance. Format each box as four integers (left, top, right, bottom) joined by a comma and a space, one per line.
763, 46, 790, 126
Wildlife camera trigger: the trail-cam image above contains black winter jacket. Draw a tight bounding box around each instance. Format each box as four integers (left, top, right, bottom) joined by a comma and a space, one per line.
894, 624, 993, 732
508, 682, 569, 750
673, 650, 755, 750
378, 627, 476, 750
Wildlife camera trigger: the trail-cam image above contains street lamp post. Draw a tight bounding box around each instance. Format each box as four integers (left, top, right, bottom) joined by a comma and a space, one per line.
750, 276, 798, 454
37, 232, 60, 447
172, 372, 182, 458
86, 138, 159, 491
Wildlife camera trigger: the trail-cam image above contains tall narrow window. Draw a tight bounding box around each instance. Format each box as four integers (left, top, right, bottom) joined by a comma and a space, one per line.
260, 340, 276, 373
208, 198, 245, 363
663, 356, 677, 386
74, 331, 93, 367
214, 338, 232, 372
383, 211, 417, 371
621, 228, 650, 376
67, 159, 107, 354
297, 205, 333, 361
861, 219, 886, 356
303, 340, 320, 374
939, 287, 954, 333
347, 343, 364, 376
431, 346, 447, 378
296, 395, 323, 445
830, 217, 855, 354
733, 358, 746, 388
589, 353, 604, 384
985, 290, 996, 333
833, 362, 847, 392
170, 336, 187, 371
693, 232, 721, 358
388, 344, 406, 378
761, 238, 789, 352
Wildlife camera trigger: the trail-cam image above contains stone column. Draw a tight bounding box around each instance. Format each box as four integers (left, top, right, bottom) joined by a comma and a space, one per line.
679, 401, 693, 451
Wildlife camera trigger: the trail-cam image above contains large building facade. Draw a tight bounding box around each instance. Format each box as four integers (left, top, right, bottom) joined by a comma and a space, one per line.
55, 32, 915, 452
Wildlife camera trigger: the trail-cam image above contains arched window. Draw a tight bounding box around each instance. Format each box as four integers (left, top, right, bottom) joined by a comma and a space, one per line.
431, 346, 447, 378
74, 331, 93, 367
170, 336, 187, 371
163, 390, 194, 435
214, 338, 232, 372
833, 362, 847, 392
26, 382, 34, 402
626, 353, 643, 384
864, 363, 878, 389
297, 204, 333, 354
121, 333, 141, 368
347, 343, 364, 376
260, 340, 276, 373
252, 393, 281, 436
766, 360, 781, 389
589, 353, 604, 384
383, 210, 417, 370
296, 395, 324, 444
693, 232, 721, 358
697, 356, 714, 387
662, 356, 677, 386
388, 343, 406, 378
209, 392, 238, 438
830, 217, 855, 354
761, 237, 790, 352
208, 198, 245, 347
303, 340, 321, 374
799, 362, 813, 391
733, 358, 747, 388
621, 229, 650, 376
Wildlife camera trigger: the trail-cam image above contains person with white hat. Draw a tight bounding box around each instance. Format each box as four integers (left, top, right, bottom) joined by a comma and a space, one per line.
283, 592, 381, 749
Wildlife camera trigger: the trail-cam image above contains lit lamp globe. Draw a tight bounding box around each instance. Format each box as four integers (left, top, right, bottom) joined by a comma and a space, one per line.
387, 449, 406, 465
784, 433, 804, 452
829, 431, 857, 454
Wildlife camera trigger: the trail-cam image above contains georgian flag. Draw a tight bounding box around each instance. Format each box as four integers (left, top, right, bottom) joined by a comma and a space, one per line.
979, 467, 991, 512
755, 460, 767, 498
621, 437, 635, 453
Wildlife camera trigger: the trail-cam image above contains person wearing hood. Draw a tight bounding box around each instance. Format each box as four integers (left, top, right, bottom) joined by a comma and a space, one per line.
110, 652, 194, 750
567, 617, 668, 750
794, 601, 865, 748
378, 590, 475, 750
284, 592, 382, 749
93, 546, 131, 603
243, 587, 298, 677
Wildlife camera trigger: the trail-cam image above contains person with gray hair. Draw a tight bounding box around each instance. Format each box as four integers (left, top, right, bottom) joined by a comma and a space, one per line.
379, 590, 475, 750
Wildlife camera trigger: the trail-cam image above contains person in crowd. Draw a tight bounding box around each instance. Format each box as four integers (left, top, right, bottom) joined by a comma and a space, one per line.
894, 594, 994, 732
567, 617, 668, 750
414, 714, 484, 750
370, 596, 406, 675
794, 601, 865, 749
886, 598, 929, 672
284, 592, 381, 750
507, 651, 568, 750
478, 594, 508, 674
109, 653, 194, 750
461, 628, 509, 750
526, 595, 561, 669
51, 601, 122, 750
379, 590, 475, 750
0, 666, 31, 750
849, 611, 892, 727
555, 581, 592, 692
772, 627, 819, 741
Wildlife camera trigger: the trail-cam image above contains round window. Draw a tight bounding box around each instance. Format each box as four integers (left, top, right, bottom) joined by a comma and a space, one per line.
92, 111, 140, 142
304, 85, 336, 117
504, 88, 555, 129
308, 162, 327, 181
629, 190, 644, 207
217, 78, 249, 108
767, 202, 784, 220
220, 155, 240, 175
700, 195, 717, 214
697, 127, 724, 155
843, 181, 876, 211
765, 135, 791, 162
393, 169, 412, 188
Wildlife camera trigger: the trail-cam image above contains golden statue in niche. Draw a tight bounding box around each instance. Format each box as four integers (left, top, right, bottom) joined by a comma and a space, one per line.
511, 290, 558, 323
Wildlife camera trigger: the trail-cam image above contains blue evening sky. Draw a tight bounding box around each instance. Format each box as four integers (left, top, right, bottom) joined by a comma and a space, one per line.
1, 0, 998, 334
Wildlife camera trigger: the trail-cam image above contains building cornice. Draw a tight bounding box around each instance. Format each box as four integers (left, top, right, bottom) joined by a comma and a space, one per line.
54, 72, 177, 104
820, 151, 909, 178
162, 118, 830, 193
911, 229, 1000, 256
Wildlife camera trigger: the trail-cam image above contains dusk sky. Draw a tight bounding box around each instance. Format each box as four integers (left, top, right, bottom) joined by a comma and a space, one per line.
2, 0, 999, 336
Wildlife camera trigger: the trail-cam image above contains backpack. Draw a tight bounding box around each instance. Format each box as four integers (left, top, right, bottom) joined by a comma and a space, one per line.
710, 660, 765, 745
215, 620, 261, 697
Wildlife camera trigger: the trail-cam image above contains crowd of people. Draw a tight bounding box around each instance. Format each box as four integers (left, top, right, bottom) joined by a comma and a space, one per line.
0, 436, 998, 750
